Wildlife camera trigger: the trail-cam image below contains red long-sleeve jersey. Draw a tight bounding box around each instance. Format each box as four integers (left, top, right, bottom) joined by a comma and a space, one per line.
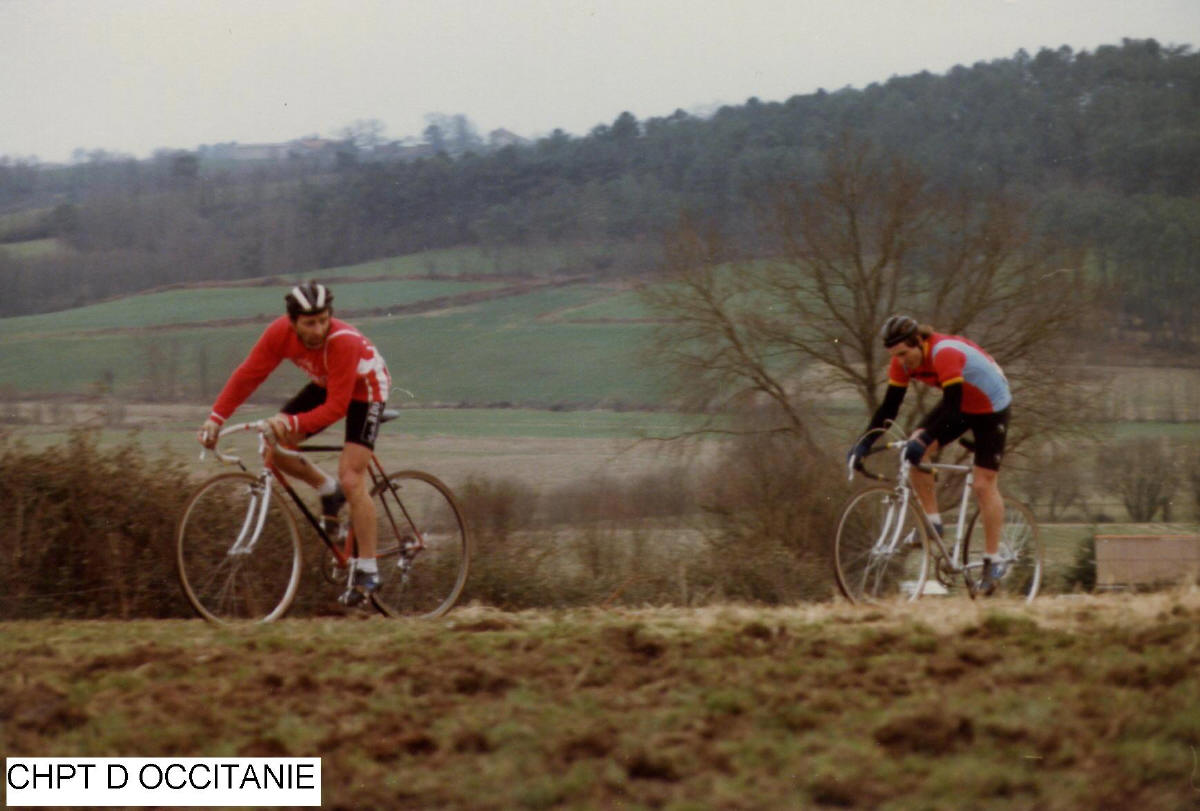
209, 316, 390, 435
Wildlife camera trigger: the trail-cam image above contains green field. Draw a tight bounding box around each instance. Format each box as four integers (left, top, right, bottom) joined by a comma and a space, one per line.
0, 279, 504, 336
315, 244, 613, 280
0, 256, 663, 407
3, 247, 1199, 437
0, 237, 70, 259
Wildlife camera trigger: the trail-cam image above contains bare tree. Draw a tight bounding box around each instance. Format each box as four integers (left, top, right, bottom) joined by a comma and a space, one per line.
1099, 439, 1179, 522
640, 218, 820, 443
338, 119, 387, 152
1013, 440, 1089, 521
642, 134, 1093, 445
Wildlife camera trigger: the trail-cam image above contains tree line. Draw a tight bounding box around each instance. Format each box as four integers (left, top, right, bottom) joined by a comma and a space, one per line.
1, 39, 1197, 346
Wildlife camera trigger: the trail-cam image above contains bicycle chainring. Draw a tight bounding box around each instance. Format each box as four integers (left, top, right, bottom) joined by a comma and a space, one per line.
935, 556, 957, 588
320, 554, 344, 585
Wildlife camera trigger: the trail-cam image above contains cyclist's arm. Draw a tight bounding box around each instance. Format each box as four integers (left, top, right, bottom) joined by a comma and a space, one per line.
861, 383, 907, 446
922, 380, 964, 440
208, 321, 286, 425
858, 354, 912, 444
921, 345, 967, 440
286, 335, 357, 436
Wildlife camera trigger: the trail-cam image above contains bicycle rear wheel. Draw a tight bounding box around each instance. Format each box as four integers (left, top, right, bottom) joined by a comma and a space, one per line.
369, 471, 470, 618
834, 485, 930, 604
176, 472, 302, 623
961, 497, 1043, 602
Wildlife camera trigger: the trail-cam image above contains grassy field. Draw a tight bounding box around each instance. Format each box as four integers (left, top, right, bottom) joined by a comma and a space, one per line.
3, 594, 1198, 809
3, 246, 1200, 419
0, 237, 70, 259
0, 279, 503, 336
0, 254, 665, 406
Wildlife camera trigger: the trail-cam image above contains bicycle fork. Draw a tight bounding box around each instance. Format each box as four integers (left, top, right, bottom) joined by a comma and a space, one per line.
875, 486, 917, 556
857, 487, 917, 596
228, 472, 273, 556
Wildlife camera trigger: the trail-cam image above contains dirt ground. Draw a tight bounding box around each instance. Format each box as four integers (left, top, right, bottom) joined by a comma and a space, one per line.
3, 592, 1198, 809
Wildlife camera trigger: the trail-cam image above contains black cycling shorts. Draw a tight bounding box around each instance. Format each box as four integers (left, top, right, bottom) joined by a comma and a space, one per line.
918, 405, 1010, 471
282, 383, 386, 450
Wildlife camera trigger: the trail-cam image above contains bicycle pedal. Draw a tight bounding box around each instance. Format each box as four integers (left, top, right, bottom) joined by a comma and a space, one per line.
338, 588, 369, 608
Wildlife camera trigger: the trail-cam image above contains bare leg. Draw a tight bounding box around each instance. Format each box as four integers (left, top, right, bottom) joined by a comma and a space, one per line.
340, 443, 376, 559
973, 467, 1004, 557
265, 445, 327, 489
909, 440, 941, 518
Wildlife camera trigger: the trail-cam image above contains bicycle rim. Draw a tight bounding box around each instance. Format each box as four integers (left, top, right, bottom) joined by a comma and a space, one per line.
962, 498, 1043, 602
176, 472, 302, 623
369, 471, 470, 618
834, 485, 929, 604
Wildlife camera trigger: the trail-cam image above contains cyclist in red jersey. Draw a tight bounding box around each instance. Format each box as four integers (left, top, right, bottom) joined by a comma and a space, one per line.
197, 282, 391, 604
848, 315, 1012, 594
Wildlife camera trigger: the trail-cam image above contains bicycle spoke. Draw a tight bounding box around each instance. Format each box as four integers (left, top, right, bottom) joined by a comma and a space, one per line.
369, 472, 469, 618
834, 486, 928, 604
177, 472, 302, 623
962, 498, 1043, 602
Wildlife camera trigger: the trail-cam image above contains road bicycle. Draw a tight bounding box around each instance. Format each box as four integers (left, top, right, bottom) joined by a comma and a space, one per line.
176, 412, 470, 623
833, 424, 1043, 604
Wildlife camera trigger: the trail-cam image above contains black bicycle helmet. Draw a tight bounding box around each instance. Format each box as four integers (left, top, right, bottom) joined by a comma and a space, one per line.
285, 282, 333, 319
880, 314, 919, 347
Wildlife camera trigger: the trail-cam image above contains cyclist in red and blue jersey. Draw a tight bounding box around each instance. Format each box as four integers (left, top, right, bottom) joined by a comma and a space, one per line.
848, 315, 1011, 593
197, 282, 391, 605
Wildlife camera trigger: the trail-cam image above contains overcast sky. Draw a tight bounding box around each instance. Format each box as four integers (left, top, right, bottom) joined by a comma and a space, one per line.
1, 0, 1197, 163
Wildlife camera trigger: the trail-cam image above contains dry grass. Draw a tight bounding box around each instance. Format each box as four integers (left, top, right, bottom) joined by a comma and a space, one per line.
3, 592, 1199, 809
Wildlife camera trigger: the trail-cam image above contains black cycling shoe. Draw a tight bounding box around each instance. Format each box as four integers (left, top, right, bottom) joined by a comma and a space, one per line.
338, 568, 380, 607
979, 558, 1009, 596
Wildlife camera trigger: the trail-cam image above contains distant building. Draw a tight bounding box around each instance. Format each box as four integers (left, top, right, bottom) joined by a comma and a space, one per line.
287, 138, 346, 165
202, 138, 350, 167
368, 141, 437, 162
488, 128, 528, 149
219, 143, 290, 162
200, 129, 528, 167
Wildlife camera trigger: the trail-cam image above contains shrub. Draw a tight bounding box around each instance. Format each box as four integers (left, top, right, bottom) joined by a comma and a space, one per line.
693, 432, 841, 603
2, 430, 845, 617
1185, 441, 1200, 521
0, 430, 194, 619
1063, 531, 1097, 593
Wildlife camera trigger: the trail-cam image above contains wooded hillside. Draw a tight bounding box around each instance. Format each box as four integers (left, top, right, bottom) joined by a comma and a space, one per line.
2, 39, 1197, 345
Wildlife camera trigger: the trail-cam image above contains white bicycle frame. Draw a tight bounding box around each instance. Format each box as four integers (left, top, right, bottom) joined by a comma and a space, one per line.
203, 421, 297, 560
850, 436, 983, 587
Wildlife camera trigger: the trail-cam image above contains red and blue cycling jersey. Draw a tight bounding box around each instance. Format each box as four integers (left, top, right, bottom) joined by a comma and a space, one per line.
888, 333, 1011, 414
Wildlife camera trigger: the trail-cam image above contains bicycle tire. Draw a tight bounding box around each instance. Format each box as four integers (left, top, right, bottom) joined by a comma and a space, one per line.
176, 472, 303, 623
834, 485, 930, 604
368, 470, 470, 619
960, 497, 1043, 602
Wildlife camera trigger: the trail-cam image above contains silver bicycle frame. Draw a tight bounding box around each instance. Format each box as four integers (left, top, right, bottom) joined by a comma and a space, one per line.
207, 425, 277, 558
876, 483, 915, 556
864, 446, 979, 583
227, 471, 274, 556
909, 457, 974, 568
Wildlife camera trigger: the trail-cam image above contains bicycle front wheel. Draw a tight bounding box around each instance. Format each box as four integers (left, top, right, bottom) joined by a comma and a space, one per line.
961, 497, 1043, 602
176, 472, 302, 623
834, 485, 930, 604
370, 471, 470, 618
